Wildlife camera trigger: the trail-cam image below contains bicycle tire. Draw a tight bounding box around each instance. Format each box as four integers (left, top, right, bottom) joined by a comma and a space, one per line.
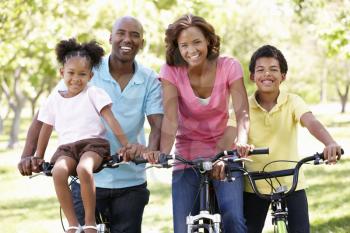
275, 219, 288, 233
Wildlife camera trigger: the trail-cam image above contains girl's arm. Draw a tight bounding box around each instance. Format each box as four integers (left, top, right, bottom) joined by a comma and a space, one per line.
301, 112, 342, 163
35, 123, 53, 159
100, 105, 128, 146
160, 79, 178, 155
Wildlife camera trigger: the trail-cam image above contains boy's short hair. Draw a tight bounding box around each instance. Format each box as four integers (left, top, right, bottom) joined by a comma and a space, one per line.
249, 45, 288, 74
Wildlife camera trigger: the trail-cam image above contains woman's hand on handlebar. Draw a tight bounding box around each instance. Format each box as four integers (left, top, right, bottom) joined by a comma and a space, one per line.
236, 143, 255, 157
323, 142, 342, 164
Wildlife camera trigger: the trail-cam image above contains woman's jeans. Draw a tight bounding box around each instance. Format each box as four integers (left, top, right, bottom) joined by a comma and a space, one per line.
172, 163, 247, 233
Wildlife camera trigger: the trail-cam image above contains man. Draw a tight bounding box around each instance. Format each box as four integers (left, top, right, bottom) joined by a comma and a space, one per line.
18, 16, 163, 233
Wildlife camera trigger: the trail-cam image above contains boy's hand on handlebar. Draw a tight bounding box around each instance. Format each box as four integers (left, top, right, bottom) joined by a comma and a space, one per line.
236, 143, 255, 158
324, 142, 342, 165
211, 161, 226, 180
118, 143, 147, 161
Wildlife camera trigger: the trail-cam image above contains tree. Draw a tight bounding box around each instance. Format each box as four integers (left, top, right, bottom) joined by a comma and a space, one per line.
0, 0, 93, 148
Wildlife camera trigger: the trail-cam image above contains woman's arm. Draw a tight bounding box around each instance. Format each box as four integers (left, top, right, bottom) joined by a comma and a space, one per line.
160, 79, 179, 155
100, 105, 128, 146
301, 112, 342, 163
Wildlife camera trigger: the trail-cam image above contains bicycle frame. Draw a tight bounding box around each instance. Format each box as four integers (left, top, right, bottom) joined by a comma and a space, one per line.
186, 159, 222, 233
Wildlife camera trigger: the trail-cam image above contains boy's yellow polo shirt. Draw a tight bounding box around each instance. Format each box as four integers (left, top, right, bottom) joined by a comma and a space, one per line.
244, 91, 310, 194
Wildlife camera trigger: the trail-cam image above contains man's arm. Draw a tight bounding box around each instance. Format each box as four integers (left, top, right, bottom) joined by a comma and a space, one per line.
147, 114, 163, 151
18, 112, 43, 176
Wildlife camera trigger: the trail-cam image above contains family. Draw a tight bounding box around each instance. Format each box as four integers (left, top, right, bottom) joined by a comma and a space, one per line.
17, 14, 342, 233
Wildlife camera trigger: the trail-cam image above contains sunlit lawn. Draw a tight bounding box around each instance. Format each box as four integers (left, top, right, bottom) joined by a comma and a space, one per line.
0, 104, 349, 232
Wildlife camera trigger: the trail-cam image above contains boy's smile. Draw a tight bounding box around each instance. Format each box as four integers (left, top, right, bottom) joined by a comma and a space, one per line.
250, 57, 286, 94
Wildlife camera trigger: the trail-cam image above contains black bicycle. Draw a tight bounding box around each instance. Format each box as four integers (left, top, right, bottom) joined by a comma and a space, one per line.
225, 149, 344, 233
132, 148, 269, 233
30, 155, 127, 233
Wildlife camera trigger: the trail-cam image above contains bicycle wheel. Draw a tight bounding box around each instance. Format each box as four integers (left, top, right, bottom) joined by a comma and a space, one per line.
274, 219, 288, 233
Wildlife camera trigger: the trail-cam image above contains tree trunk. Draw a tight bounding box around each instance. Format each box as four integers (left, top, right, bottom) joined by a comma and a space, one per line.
8, 104, 24, 148
1, 66, 27, 148
336, 82, 349, 113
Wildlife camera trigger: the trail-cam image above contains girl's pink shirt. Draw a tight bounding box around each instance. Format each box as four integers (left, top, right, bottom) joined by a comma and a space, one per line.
159, 57, 243, 164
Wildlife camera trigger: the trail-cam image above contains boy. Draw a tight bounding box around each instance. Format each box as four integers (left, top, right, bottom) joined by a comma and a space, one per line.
244, 45, 342, 233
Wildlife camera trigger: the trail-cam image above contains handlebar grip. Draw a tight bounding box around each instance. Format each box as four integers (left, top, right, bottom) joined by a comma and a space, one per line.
248, 148, 269, 155
317, 148, 344, 160
133, 156, 149, 165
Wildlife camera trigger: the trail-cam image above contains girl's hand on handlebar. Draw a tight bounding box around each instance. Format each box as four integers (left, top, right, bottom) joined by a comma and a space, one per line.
236, 143, 255, 158
323, 142, 342, 165
31, 157, 44, 173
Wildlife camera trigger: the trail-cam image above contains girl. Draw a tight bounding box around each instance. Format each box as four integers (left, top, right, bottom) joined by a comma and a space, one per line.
34, 38, 128, 233
159, 14, 250, 233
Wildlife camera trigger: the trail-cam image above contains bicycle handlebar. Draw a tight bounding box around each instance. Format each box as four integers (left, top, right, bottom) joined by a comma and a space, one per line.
34, 148, 270, 176
133, 148, 269, 168
232, 149, 344, 200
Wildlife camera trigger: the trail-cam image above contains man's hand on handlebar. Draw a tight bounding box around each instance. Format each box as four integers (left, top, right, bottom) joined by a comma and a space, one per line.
118, 143, 148, 162
323, 142, 342, 165
236, 143, 255, 158
142, 151, 161, 164
18, 156, 43, 176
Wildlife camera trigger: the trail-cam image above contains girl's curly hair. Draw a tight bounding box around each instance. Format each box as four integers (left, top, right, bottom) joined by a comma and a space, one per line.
55, 38, 104, 68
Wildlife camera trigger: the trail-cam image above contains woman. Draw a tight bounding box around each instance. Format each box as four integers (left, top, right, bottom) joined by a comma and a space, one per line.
159, 14, 250, 233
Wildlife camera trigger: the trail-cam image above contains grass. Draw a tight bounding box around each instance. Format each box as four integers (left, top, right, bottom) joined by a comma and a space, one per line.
1, 105, 349, 232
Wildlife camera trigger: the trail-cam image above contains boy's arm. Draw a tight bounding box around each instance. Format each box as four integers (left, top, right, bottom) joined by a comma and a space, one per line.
100, 105, 128, 147
301, 112, 342, 164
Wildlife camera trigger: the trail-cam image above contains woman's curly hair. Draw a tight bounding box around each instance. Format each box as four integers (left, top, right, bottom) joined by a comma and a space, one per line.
164, 14, 220, 66
55, 38, 105, 68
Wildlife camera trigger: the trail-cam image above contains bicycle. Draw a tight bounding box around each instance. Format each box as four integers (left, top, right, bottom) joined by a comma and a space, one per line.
30, 154, 127, 233
133, 148, 269, 233
225, 149, 344, 233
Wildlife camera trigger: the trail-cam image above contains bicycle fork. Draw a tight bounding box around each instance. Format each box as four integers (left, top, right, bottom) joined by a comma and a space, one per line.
187, 211, 221, 233
271, 199, 288, 233
186, 170, 222, 233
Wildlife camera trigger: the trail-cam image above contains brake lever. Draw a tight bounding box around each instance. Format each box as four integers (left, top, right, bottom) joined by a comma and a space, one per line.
235, 158, 253, 163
